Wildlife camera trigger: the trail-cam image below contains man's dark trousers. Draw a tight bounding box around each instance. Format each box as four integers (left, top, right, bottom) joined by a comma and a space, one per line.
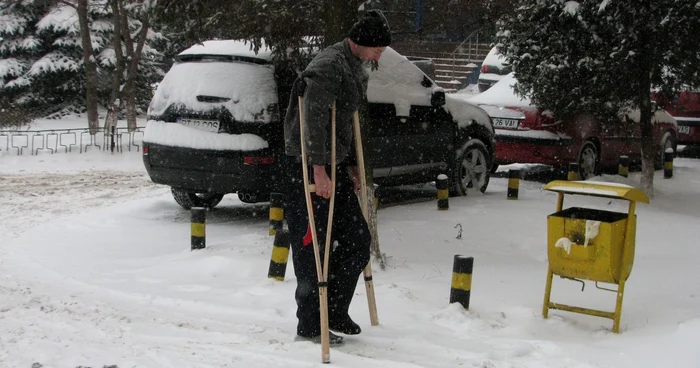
284, 157, 371, 337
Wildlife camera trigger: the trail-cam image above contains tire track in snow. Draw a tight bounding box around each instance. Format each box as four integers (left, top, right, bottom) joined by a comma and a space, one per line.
0, 170, 164, 240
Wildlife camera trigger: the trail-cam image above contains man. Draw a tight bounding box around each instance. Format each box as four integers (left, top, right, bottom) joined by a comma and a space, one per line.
283, 10, 391, 344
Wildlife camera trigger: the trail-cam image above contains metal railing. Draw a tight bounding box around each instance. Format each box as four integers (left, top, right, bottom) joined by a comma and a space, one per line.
0, 126, 145, 156
447, 29, 484, 82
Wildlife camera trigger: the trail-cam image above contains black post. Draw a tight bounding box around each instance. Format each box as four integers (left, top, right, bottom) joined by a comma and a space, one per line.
110, 125, 115, 153
267, 229, 290, 281
191, 207, 206, 250
449, 255, 474, 309
618, 155, 629, 178
436, 174, 449, 210
664, 148, 674, 179
507, 169, 520, 200
567, 163, 580, 181
269, 192, 284, 236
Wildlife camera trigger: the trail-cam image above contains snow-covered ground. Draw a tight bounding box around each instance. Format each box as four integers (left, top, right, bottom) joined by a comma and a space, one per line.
1, 117, 699, 367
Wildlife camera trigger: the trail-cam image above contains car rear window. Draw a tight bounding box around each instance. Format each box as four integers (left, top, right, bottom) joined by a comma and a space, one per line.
148, 58, 278, 123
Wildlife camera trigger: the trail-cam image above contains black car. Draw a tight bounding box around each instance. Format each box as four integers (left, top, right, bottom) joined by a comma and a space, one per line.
143, 40, 495, 209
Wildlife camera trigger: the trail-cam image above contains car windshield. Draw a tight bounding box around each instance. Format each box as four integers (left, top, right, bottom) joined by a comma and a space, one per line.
148, 58, 278, 123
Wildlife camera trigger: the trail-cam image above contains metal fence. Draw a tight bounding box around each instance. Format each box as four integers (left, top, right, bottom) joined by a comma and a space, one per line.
0, 126, 145, 156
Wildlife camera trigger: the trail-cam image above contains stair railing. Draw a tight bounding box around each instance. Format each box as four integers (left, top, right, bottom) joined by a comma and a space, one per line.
448, 29, 483, 81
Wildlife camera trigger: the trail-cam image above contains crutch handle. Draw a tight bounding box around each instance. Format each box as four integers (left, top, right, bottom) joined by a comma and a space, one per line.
307, 184, 316, 193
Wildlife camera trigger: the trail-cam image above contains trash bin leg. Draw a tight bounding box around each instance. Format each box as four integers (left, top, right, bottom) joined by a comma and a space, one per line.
612, 279, 626, 333
542, 267, 554, 318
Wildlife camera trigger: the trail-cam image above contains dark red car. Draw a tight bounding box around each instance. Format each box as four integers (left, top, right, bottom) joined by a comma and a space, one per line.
467, 73, 678, 179
655, 90, 700, 147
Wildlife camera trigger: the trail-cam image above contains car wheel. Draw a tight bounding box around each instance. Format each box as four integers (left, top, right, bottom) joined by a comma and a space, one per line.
450, 138, 491, 196
578, 141, 599, 180
654, 131, 675, 170
171, 188, 224, 210
237, 192, 260, 203
490, 163, 499, 174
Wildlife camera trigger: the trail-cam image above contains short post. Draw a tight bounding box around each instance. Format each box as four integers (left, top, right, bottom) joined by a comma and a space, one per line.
449, 255, 474, 309
567, 163, 580, 181
507, 169, 520, 200
191, 207, 206, 250
436, 174, 449, 210
664, 148, 674, 179
267, 229, 290, 280
110, 125, 116, 153
618, 155, 629, 178
269, 192, 284, 236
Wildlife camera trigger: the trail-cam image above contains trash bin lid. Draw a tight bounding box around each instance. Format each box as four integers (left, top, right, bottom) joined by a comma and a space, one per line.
544, 180, 650, 203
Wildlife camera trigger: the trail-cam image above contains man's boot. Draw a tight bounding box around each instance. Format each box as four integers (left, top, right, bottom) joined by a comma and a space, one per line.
329, 315, 361, 335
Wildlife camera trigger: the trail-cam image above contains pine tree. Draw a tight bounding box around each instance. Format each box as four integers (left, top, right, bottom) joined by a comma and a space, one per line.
1, 0, 165, 128
497, 0, 700, 195
0, 0, 54, 120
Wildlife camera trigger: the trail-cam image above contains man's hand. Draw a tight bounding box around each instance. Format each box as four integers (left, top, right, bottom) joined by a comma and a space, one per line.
348, 166, 361, 194
313, 165, 333, 199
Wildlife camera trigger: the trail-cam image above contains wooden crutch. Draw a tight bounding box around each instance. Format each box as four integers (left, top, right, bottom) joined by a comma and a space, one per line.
298, 96, 336, 363
352, 111, 379, 326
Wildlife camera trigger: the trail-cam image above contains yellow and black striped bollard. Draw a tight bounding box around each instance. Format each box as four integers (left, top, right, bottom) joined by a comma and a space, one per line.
269, 192, 284, 236
618, 155, 629, 177
191, 207, 206, 250
507, 169, 520, 200
437, 174, 449, 210
664, 148, 674, 179
268, 229, 290, 280
567, 163, 580, 181
450, 255, 474, 309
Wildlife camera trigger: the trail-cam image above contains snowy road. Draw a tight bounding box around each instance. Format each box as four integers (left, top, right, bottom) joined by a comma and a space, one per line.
0, 170, 161, 239
1, 145, 700, 367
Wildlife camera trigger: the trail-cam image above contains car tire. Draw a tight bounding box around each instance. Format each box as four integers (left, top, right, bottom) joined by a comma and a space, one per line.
450, 138, 491, 196
237, 192, 260, 204
171, 188, 224, 210
578, 141, 599, 180
490, 163, 499, 174
654, 131, 676, 170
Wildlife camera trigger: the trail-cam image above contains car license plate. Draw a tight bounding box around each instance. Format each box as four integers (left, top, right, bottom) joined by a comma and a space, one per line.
493, 117, 520, 129
178, 118, 220, 133
678, 125, 690, 134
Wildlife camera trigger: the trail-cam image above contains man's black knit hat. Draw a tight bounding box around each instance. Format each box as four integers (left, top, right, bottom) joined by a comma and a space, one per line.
349, 10, 392, 47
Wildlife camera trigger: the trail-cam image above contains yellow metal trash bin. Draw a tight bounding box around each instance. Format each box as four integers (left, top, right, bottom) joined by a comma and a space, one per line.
541, 180, 649, 333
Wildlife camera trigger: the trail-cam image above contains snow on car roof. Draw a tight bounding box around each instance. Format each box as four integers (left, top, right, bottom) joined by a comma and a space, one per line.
469, 73, 676, 126
467, 72, 532, 108
482, 46, 507, 67
369, 47, 493, 131
179, 40, 273, 61
368, 46, 432, 108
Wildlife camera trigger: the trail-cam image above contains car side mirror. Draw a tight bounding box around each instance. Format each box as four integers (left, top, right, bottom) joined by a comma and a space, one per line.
431, 90, 445, 107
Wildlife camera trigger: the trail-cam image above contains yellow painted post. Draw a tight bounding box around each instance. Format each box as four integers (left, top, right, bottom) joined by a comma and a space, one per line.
612, 279, 627, 333
542, 267, 554, 318
555, 192, 565, 212
267, 229, 290, 281
437, 174, 449, 210
191, 207, 206, 250
618, 155, 629, 177
269, 192, 284, 236
507, 169, 520, 200
449, 255, 473, 309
